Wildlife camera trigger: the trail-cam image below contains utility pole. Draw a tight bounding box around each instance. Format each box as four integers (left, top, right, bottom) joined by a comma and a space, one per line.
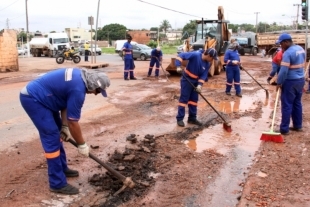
25, 0, 30, 57
94, 0, 100, 64
293, 4, 301, 30
254, 12, 260, 33
6, 18, 9, 29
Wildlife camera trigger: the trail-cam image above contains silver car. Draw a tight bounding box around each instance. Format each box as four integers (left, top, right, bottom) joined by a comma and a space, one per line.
119, 44, 152, 61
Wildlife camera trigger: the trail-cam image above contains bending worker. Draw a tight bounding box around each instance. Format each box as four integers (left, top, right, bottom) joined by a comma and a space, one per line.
147, 46, 163, 78
267, 47, 283, 85
224, 41, 243, 97
276, 33, 305, 135
122, 35, 137, 80
19, 68, 110, 195
175, 48, 218, 127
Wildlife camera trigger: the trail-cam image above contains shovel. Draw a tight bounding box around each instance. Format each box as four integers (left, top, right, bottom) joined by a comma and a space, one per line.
68, 139, 135, 196
155, 57, 169, 82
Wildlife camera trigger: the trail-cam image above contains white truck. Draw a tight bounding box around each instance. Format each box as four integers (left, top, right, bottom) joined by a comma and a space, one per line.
29, 33, 70, 57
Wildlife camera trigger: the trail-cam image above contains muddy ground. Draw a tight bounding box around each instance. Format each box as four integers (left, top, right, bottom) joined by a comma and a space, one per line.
0, 54, 310, 207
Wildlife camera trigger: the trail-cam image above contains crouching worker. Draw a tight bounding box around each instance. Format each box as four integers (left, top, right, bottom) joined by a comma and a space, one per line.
148, 46, 163, 78
175, 48, 217, 127
19, 68, 110, 195
267, 47, 283, 85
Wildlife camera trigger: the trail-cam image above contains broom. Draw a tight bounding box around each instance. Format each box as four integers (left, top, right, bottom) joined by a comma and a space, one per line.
182, 74, 232, 132
260, 88, 283, 142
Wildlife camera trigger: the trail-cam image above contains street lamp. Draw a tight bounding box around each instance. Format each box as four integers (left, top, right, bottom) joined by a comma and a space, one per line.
125, 29, 129, 39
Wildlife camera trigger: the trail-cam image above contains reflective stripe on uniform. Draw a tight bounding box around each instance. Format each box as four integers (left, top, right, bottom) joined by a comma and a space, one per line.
188, 101, 197, 106
65, 68, 73, 81
185, 69, 198, 79
45, 150, 60, 159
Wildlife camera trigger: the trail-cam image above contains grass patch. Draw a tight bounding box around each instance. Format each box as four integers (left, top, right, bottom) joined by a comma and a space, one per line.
101, 45, 178, 55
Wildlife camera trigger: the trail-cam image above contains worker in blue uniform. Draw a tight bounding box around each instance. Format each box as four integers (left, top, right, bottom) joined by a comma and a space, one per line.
175, 48, 218, 127
224, 41, 243, 97
148, 46, 163, 78
276, 33, 305, 135
19, 68, 110, 195
122, 35, 136, 80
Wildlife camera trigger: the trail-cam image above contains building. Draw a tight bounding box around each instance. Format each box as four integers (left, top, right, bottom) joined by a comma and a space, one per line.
64, 28, 92, 43
127, 30, 151, 44
0, 29, 19, 72
165, 30, 182, 41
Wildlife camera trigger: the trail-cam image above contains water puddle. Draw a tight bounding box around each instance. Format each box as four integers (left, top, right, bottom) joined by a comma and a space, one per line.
183, 88, 276, 206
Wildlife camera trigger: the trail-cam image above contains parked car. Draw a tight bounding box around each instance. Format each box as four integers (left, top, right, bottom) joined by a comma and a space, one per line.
176, 45, 184, 54
114, 40, 138, 53
119, 44, 152, 61
17, 47, 25, 55
78, 44, 102, 55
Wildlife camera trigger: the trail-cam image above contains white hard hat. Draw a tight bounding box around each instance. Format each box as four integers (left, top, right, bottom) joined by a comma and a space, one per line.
156, 46, 161, 51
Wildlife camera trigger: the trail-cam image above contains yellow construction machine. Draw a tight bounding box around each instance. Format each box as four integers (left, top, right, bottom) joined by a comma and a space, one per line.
165, 6, 231, 77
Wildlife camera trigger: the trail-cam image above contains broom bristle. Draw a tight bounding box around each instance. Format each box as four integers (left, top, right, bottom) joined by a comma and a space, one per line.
223, 123, 232, 132
260, 132, 284, 143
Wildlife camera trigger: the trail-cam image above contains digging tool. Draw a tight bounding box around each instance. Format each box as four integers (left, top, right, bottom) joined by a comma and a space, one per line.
182, 74, 232, 132
240, 66, 269, 98
67, 139, 135, 196
155, 57, 169, 82
260, 88, 283, 143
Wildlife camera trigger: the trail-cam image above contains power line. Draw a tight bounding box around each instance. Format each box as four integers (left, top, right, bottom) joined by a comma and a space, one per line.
136, 0, 202, 18
0, 0, 20, 12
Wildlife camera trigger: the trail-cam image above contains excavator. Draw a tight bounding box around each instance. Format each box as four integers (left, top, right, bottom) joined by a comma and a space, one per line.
165, 6, 231, 77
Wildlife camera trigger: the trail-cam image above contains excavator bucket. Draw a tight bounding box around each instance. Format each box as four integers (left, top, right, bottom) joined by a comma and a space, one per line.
165, 58, 188, 75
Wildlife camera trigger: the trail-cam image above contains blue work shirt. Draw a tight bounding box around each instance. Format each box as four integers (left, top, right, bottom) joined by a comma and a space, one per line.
175, 50, 210, 85
26, 68, 86, 121
122, 42, 133, 59
224, 49, 240, 70
151, 49, 163, 60
277, 45, 305, 85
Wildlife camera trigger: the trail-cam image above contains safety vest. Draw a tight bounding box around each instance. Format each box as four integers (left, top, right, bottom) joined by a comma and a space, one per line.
84, 43, 90, 51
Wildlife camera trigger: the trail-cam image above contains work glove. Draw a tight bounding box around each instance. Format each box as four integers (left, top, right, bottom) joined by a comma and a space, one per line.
232, 60, 239, 65
60, 125, 71, 142
176, 67, 183, 74
195, 85, 202, 93
267, 77, 272, 84
78, 143, 90, 157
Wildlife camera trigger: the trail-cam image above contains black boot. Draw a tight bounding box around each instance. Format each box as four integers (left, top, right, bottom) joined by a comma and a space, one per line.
177, 120, 185, 127
64, 168, 79, 177
188, 119, 202, 126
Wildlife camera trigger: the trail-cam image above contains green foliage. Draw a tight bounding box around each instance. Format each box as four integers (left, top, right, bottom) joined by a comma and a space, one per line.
17, 32, 27, 41
97, 23, 127, 41
159, 20, 171, 33
150, 27, 158, 31
182, 20, 196, 39
147, 40, 157, 48
50, 31, 56, 33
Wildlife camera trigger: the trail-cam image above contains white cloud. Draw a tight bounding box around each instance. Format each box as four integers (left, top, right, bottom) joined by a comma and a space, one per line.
0, 0, 303, 32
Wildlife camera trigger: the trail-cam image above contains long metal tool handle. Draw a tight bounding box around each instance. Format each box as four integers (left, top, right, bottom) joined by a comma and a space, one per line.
270, 88, 280, 132
242, 67, 265, 90
182, 74, 228, 123
68, 139, 126, 182
155, 57, 169, 81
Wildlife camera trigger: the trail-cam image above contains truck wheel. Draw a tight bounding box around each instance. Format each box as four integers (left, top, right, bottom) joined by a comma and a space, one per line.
208, 61, 215, 77
214, 60, 222, 75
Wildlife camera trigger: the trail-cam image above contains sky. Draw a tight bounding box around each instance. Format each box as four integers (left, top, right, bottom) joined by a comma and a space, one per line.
0, 0, 303, 33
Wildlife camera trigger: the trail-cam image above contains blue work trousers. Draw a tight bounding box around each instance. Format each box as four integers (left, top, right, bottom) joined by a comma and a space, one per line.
226, 67, 241, 94
20, 93, 68, 189
148, 58, 160, 76
270, 62, 280, 77
280, 78, 305, 133
176, 78, 199, 121
124, 58, 135, 79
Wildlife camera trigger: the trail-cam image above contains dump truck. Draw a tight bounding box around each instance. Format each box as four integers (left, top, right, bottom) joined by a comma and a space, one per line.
231, 31, 258, 56
165, 6, 231, 77
29, 32, 70, 57
257, 30, 310, 60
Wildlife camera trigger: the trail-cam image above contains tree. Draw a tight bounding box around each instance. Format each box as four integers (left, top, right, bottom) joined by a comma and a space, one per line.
50, 31, 56, 33
150, 27, 159, 31
159, 20, 171, 34
97, 23, 127, 41
182, 20, 196, 38
17, 32, 27, 42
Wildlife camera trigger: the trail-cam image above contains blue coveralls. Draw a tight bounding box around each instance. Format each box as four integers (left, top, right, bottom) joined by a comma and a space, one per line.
122, 42, 135, 79
19, 68, 86, 190
148, 49, 163, 77
175, 51, 210, 122
224, 49, 241, 94
277, 45, 305, 133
